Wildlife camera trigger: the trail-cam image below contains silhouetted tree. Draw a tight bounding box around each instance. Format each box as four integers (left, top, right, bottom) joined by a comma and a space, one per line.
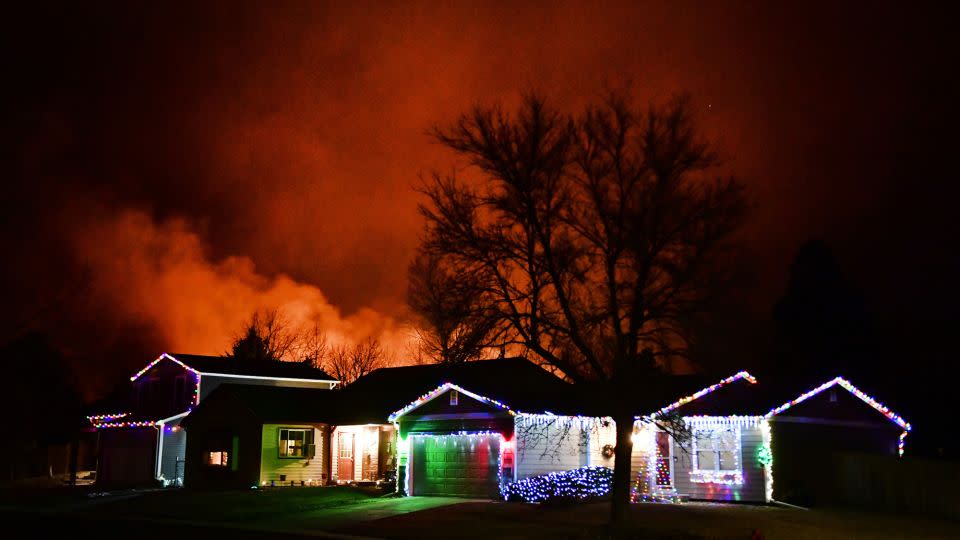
407, 251, 502, 363
325, 338, 386, 386
228, 309, 299, 362
773, 239, 871, 375
2, 333, 84, 481
296, 321, 330, 369
417, 92, 746, 524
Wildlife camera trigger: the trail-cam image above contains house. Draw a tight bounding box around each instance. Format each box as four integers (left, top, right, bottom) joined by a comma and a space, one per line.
619, 371, 911, 504
385, 367, 911, 504
87, 353, 338, 487
175, 356, 912, 505
180, 385, 336, 489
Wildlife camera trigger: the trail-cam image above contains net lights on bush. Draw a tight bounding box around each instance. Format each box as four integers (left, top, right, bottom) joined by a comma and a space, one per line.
654, 371, 757, 416
502, 466, 613, 503
388, 382, 515, 421
765, 376, 912, 457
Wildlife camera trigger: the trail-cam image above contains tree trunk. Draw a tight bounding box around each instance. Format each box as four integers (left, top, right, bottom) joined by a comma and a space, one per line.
610, 412, 635, 527
68, 434, 80, 487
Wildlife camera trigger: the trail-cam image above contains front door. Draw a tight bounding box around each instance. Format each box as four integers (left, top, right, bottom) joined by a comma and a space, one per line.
655, 431, 672, 487
338, 432, 355, 481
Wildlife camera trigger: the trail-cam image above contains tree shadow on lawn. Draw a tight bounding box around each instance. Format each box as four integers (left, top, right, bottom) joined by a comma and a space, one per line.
336, 500, 960, 540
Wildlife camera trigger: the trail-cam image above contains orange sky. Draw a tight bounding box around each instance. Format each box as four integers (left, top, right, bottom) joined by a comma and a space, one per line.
4, 1, 955, 390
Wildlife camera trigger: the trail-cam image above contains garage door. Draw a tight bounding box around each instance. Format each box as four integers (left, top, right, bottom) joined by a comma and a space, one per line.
411, 434, 500, 498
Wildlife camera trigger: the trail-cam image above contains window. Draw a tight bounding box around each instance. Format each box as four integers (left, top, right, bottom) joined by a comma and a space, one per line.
207, 451, 228, 467
691, 427, 742, 484
449, 389, 458, 406
279, 428, 314, 458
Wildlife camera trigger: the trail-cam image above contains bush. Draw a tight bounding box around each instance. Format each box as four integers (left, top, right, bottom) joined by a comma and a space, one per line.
502, 466, 613, 503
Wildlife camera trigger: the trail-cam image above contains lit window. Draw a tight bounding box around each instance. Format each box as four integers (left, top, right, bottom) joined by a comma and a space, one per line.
691, 427, 742, 484
279, 428, 315, 458
450, 390, 458, 406
207, 451, 228, 467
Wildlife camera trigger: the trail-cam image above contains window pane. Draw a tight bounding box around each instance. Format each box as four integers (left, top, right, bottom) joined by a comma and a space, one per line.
696, 431, 716, 451
718, 430, 737, 451
697, 451, 716, 471
719, 451, 737, 471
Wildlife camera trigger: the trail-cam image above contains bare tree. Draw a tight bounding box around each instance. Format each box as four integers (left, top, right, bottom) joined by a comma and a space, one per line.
418, 92, 746, 524
228, 309, 300, 362
325, 338, 386, 386
407, 251, 503, 363
296, 321, 330, 369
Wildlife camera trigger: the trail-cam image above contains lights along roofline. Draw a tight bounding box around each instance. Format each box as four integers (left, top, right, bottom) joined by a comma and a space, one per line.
388, 382, 515, 422
196, 371, 339, 385
129, 352, 340, 385
764, 376, 912, 457
650, 370, 758, 417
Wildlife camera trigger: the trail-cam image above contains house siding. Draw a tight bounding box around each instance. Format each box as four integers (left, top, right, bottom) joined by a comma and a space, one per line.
259, 424, 329, 485
158, 423, 187, 484
671, 423, 767, 502
515, 416, 589, 479
199, 375, 334, 402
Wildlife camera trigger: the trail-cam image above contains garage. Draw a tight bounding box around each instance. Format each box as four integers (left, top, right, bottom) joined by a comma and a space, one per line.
411, 433, 501, 497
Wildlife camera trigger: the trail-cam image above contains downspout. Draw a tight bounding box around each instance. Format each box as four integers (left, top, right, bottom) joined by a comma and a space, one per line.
155, 424, 165, 482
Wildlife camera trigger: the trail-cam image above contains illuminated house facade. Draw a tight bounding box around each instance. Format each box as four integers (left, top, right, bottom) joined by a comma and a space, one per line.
385, 366, 911, 504
87, 353, 338, 487
172, 357, 911, 505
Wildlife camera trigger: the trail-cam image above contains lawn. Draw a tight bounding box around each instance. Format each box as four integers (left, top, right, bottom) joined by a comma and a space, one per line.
336, 500, 959, 540
77, 485, 384, 523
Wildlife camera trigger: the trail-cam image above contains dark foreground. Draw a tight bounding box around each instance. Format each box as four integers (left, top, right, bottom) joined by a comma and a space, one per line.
2, 486, 957, 539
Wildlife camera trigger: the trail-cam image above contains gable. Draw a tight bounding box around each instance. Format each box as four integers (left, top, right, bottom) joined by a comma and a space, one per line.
130, 353, 200, 382
389, 383, 514, 422
765, 376, 912, 456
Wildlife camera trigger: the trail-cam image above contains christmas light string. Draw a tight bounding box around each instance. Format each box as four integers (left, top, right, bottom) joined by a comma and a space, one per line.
130, 353, 201, 382
653, 371, 757, 416
388, 382, 515, 421
764, 376, 912, 456
86, 412, 129, 423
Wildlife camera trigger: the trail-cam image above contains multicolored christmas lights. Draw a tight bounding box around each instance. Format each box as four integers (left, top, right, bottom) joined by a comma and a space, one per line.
653, 371, 757, 416
388, 382, 515, 421
764, 376, 912, 456
759, 420, 773, 502
86, 412, 129, 423
688, 422, 743, 485
91, 418, 158, 428
130, 353, 201, 382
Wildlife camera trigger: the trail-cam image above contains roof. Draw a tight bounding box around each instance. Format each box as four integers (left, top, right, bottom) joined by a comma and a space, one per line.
132, 353, 338, 382
183, 384, 339, 426
338, 358, 579, 424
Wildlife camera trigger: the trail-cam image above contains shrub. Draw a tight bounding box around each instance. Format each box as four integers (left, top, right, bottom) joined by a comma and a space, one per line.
502, 466, 613, 503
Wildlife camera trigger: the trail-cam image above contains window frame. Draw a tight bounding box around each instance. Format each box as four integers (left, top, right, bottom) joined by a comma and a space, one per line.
278, 427, 313, 459
690, 425, 743, 484
206, 450, 229, 467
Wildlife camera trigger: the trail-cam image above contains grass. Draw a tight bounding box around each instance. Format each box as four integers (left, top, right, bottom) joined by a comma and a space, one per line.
336, 500, 960, 540
77, 486, 384, 523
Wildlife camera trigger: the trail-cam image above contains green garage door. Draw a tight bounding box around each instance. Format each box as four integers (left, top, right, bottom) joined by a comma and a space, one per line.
411, 434, 500, 498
